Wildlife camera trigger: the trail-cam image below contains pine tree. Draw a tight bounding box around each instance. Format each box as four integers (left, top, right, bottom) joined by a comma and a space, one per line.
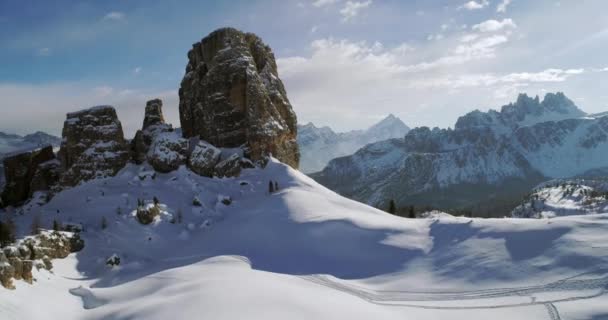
31, 215, 41, 235
52, 219, 61, 231
0, 220, 16, 247
269, 181, 275, 193
387, 200, 396, 214
274, 181, 279, 191
408, 205, 416, 219
177, 208, 183, 224
101, 216, 108, 230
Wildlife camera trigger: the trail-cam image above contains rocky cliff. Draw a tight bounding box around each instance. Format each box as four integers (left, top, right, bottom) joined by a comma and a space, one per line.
58, 106, 130, 187
179, 28, 299, 168
1, 146, 58, 206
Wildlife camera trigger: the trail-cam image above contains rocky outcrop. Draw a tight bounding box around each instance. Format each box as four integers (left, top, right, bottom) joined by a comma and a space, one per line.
179, 28, 299, 168
0, 231, 84, 289
130, 99, 190, 172
188, 140, 221, 177
147, 132, 189, 173
143, 99, 165, 130
1, 146, 57, 207
58, 106, 130, 186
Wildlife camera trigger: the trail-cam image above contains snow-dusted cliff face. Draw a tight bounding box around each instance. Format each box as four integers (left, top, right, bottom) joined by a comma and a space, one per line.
512, 178, 608, 218
298, 114, 410, 173
0, 131, 61, 188
313, 93, 608, 213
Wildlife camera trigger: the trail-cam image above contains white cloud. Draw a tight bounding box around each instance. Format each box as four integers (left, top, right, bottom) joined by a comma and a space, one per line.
340, 1, 372, 22
472, 19, 517, 32
36, 47, 51, 56
311, 0, 340, 7
497, 0, 512, 13
103, 11, 126, 21
459, 0, 490, 10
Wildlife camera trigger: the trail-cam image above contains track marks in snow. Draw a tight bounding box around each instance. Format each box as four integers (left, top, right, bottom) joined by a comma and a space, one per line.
544, 303, 561, 320
298, 273, 608, 312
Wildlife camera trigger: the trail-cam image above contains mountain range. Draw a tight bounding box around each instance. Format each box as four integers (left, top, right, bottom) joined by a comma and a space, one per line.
297, 114, 410, 173
312, 92, 608, 216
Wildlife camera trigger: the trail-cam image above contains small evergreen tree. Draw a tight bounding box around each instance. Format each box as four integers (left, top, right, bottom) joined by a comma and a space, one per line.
387, 200, 396, 214
408, 205, 416, 219
101, 216, 108, 230
116, 206, 122, 215
52, 219, 61, 231
31, 215, 41, 235
269, 181, 275, 193
177, 208, 183, 224
153, 196, 160, 206
0, 220, 16, 247
274, 181, 279, 191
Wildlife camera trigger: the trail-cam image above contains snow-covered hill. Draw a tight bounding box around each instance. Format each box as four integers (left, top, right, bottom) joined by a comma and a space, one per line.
313, 93, 608, 215
298, 114, 410, 173
512, 178, 608, 218
1, 160, 608, 319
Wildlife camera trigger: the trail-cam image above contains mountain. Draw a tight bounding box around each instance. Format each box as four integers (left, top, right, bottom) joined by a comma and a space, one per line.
0, 131, 61, 189
1, 27, 608, 319
0, 131, 61, 157
512, 178, 608, 218
3, 159, 608, 319
298, 114, 410, 173
312, 92, 608, 216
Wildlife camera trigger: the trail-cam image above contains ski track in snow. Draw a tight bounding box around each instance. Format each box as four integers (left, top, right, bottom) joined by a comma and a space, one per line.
298, 270, 608, 318
544, 303, 561, 320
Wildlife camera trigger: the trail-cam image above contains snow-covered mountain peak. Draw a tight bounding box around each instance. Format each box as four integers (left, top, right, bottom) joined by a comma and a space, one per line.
297, 115, 410, 173
455, 92, 586, 132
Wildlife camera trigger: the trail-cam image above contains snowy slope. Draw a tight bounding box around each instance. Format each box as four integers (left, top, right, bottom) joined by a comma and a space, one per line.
2, 160, 608, 319
512, 178, 608, 218
298, 114, 410, 173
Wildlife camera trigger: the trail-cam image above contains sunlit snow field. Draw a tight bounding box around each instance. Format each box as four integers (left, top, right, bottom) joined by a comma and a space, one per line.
1, 159, 608, 320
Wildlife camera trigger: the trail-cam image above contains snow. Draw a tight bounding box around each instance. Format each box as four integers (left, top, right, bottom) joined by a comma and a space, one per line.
1, 159, 608, 319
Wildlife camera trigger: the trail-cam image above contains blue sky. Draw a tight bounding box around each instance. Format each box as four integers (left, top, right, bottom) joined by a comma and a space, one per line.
1, 0, 607, 136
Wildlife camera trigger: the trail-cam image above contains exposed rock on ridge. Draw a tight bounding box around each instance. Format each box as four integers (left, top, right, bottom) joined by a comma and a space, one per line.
58, 106, 130, 187
1, 146, 58, 207
179, 27, 299, 168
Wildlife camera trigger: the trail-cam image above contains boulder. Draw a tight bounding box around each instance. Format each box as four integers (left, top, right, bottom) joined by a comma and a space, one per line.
21, 260, 33, 284
188, 141, 221, 176
58, 106, 130, 186
0, 252, 15, 289
179, 28, 299, 169
214, 153, 242, 178
147, 132, 189, 173
1, 145, 56, 206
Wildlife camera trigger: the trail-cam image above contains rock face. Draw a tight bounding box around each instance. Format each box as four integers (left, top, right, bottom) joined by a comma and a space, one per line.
143, 99, 165, 130
130, 99, 190, 172
179, 28, 299, 168
188, 140, 221, 177
58, 106, 130, 186
1, 146, 57, 206
0, 231, 84, 289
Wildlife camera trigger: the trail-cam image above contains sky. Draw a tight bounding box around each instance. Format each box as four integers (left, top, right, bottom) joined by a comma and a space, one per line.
1, 0, 607, 137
